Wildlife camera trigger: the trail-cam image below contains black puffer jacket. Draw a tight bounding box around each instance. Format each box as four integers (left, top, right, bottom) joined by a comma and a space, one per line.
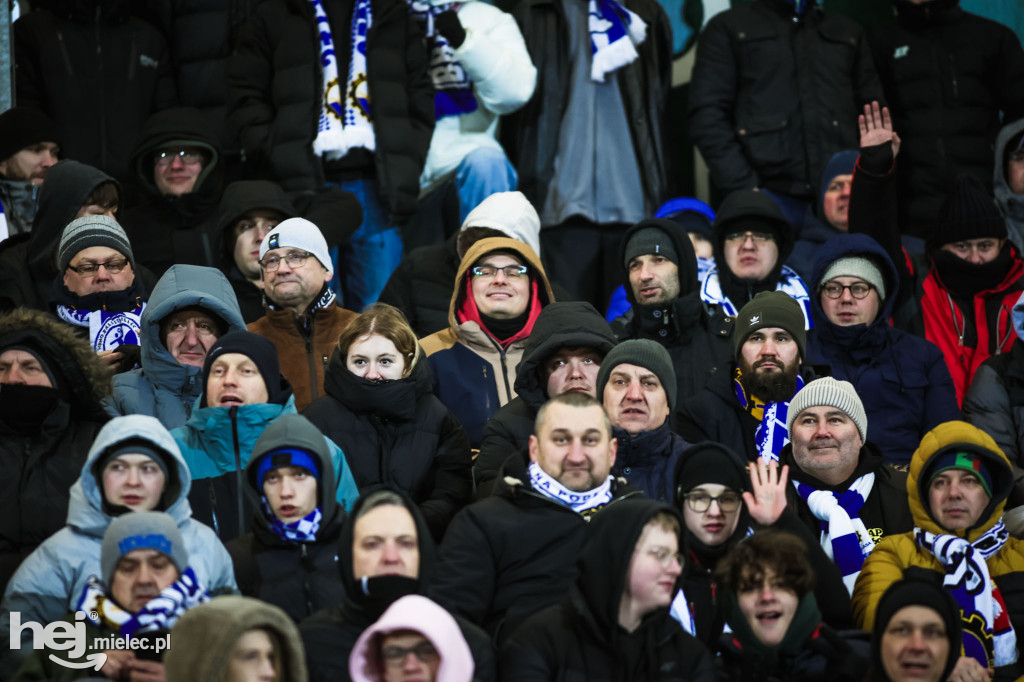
228, 0, 434, 224
377, 235, 463, 338
0, 309, 111, 595
868, 0, 1024, 237
500, 498, 716, 681
298, 487, 496, 682
226, 414, 348, 624
302, 348, 472, 542
611, 218, 734, 405
13, 0, 176, 197
476, 301, 617, 498
119, 107, 224, 277
687, 0, 882, 197
676, 364, 759, 461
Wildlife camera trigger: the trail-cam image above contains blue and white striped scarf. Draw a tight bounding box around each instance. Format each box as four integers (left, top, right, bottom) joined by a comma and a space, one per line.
56, 303, 145, 353
916, 521, 1018, 668
528, 462, 614, 519
312, 0, 375, 159
261, 498, 322, 543
76, 566, 209, 638
794, 473, 875, 594
734, 371, 805, 463
700, 264, 814, 330
407, 1, 478, 119
588, 0, 647, 82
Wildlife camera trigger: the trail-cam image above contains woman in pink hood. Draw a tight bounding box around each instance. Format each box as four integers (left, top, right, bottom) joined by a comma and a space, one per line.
349, 594, 475, 682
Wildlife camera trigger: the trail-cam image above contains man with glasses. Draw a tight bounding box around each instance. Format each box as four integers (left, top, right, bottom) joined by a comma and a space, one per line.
804, 234, 959, 467
248, 218, 357, 410
421, 237, 554, 447
53, 215, 147, 373
700, 189, 813, 328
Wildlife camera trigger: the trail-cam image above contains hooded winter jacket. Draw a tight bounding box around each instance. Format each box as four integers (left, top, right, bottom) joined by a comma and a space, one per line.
298, 487, 496, 682
431, 455, 641, 644
227, 0, 434, 225
12, 0, 176, 193
700, 190, 813, 328
107, 264, 247, 429
0, 414, 237, 677
421, 237, 554, 447
349, 595, 476, 682
476, 301, 617, 498
995, 118, 1024, 250
687, 0, 882, 199
119, 107, 224, 278
500, 498, 716, 681
0, 160, 122, 311
676, 364, 760, 461
0, 309, 111, 594
226, 414, 351, 622
303, 346, 470, 541
174, 396, 359, 542
612, 218, 735, 406
805, 234, 960, 465
868, 0, 1024, 237
852, 421, 1024, 680
166, 596, 308, 682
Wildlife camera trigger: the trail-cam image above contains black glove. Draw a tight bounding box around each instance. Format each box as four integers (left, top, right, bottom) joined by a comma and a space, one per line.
434, 9, 466, 48
859, 141, 894, 176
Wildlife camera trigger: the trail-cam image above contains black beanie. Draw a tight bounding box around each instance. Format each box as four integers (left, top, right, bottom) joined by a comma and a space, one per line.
931, 175, 1007, 249
595, 339, 677, 411
674, 443, 747, 496
200, 331, 293, 406
0, 107, 58, 162
871, 578, 961, 682
622, 226, 680, 270
732, 291, 807, 361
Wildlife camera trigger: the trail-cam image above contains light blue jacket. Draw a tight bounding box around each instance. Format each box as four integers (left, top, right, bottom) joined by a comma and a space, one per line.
106, 264, 246, 429
0, 415, 237, 674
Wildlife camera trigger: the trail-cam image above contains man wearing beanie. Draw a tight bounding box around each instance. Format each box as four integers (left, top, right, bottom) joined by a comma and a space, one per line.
853, 106, 1024, 408
171, 331, 358, 541
50, 215, 148, 374
805, 233, 959, 467
871, 578, 962, 682
0, 107, 59, 242
700, 189, 813, 327
14, 511, 208, 680
767, 377, 913, 594
421, 236, 554, 447
679, 290, 811, 462
227, 414, 353, 623
595, 339, 691, 504
248, 217, 358, 411
995, 119, 1024, 250
790, 150, 859, 281
610, 218, 734, 409
854, 421, 1024, 681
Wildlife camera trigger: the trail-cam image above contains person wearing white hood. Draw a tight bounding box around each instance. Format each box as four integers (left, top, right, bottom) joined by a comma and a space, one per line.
0, 414, 237, 678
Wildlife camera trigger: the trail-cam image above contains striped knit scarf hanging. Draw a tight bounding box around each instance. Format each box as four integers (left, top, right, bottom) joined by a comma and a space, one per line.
700, 264, 815, 330
407, 1, 478, 119
588, 0, 647, 82
733, 369, 805, 462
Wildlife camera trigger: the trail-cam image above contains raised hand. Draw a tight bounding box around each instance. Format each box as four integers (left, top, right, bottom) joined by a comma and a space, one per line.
742, 458, 789, 526
858, 101, 901, 157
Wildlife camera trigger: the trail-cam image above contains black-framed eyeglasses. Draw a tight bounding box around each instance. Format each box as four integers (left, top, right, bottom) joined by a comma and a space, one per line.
261, 251, 311, 271
154, 149, 204, 167
820, 281, 874, 300
380, 641, 439, 668
724, 231, 773, 244
683, 491, 742, 513
470, 264, 529, 280
66, 258, 129, 276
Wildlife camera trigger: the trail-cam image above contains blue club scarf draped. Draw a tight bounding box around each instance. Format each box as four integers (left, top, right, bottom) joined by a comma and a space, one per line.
75, 567, 209, 638
733, 367, 805, 463
588, 0, 647, 82
261, 498, 323, 543
407, 1, 478, 119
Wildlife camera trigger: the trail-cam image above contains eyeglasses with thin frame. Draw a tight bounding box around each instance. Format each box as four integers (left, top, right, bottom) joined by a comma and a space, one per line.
643, 546, 685, 570
820, 281, 875, 300
1010, 149, 1024, 164
724, 231, 773, 244
380, 641, 440, 668
154, 149, 204, 167
261, 251, 311, 271
66, 258, 129, 276
470, 264, 529, 280
683, 491, 742, 513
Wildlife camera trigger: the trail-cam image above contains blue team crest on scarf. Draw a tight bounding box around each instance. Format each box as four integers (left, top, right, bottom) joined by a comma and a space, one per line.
408, 1, 478, 119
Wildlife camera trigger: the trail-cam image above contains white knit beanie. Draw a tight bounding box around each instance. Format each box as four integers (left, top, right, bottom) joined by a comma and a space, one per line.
786, 377, 868, 443
460, 191, 542, 257
259, 217, 333, 276
819, 256, 886, 301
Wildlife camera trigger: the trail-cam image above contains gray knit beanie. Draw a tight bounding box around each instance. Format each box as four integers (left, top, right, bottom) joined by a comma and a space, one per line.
596, 339, 677, 411
733, 291, 807, 361
786, 377, 868, 443
622, 226, 679, 270
101, 511, 188, 586
58, 215, 135, 273
819, 256, 886, 301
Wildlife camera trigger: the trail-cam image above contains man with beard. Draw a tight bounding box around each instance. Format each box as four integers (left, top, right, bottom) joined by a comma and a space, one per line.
0, 108, 59, 242
678, 291, 810, 462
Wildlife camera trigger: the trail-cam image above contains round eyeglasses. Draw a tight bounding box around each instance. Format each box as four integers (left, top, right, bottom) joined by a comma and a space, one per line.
682, 491, 742, 513
820, 281, 874, 300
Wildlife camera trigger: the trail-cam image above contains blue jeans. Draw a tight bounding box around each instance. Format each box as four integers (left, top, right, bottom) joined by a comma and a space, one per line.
453, 147, 518, 224
329, 178, 404, 311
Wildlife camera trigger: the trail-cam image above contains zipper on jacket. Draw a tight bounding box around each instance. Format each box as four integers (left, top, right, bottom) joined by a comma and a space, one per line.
946, 294, 965, 347
230, 406, 243, 537
55, 30, 75, 76
301, 544, 315, 616
127, 27, 138, 82
207, 479, 221, 538
303, 318, 319, 403
498, 349, 512, 403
